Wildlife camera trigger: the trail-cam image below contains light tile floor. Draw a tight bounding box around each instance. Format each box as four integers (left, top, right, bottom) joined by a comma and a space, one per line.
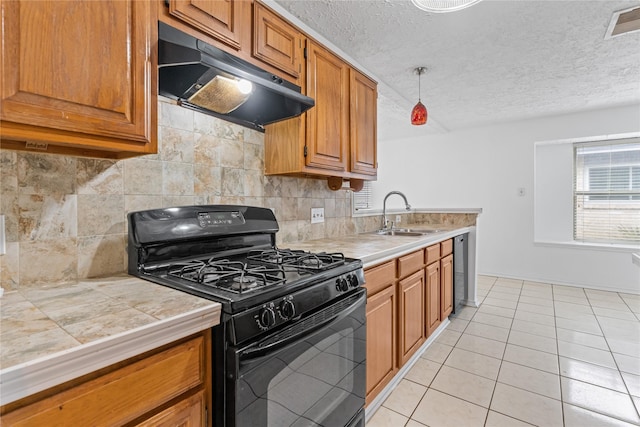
367, 275, 640, 427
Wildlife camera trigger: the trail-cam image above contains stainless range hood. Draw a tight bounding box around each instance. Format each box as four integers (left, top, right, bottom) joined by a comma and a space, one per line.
158, 22, 314, 132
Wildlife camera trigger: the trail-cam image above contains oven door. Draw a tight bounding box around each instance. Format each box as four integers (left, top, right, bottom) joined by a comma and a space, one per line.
228, 288, 366, 427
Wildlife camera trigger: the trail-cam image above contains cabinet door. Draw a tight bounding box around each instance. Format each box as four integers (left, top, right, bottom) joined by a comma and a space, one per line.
349, 69, 377, 176
168, 0, 247, 50
305, 41, 349, 172
425, 261, 441, 337
440, 254, 454, 320
0, 0, 156, 153
398, 270, 425, 366
253, 2, 302, 80
365, 285, 397, 406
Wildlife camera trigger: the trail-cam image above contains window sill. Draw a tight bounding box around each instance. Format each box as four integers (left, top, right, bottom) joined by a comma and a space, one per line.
534, 240, 640, 252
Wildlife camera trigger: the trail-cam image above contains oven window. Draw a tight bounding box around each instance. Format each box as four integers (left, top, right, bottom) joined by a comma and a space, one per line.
234, 295, 366, 427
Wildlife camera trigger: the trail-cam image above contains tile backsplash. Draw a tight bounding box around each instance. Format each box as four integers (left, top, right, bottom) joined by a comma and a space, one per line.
0, 98, 477, 288
0, 99, 357, 288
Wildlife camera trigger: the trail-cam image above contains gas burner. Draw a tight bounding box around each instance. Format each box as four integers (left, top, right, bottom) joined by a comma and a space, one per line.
167, 259, 286, 293
247, 249, 305, 265
231, 275, 259, 291
202, 273, 222, 284
247, 249, 346, 272
299, 256, 322, 268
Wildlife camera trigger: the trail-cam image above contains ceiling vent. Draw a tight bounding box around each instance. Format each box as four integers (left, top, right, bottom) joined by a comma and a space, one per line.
605, 6, 640, 39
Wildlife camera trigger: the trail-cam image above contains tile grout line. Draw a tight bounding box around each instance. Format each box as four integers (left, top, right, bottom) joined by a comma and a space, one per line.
484, 278, 533, 427
371, 276, 640, 427
481, 276, 503, 427
552, 281, 566, 427
585, 289, 640, 422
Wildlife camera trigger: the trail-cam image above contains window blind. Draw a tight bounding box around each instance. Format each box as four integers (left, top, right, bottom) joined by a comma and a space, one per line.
574, 139, 640, 244
353, 181, 374, 211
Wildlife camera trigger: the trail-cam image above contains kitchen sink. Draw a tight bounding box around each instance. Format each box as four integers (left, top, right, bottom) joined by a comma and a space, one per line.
371, 228, 444, 236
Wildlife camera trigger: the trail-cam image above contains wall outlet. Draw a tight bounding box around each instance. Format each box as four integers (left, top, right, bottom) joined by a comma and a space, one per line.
311, 207, 325, 224
518, 187, 526, 197
395, 215, 402, 224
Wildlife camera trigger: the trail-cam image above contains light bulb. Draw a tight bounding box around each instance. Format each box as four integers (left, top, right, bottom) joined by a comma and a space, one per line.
236, 79, 253, 95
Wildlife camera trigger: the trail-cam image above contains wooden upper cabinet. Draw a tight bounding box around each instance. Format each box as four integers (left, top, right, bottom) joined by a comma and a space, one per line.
305, 40, 349, 172
0, 0, 157, 158
350, 69, 377, 176
262, 27, 378, 185
168, 0, 248, 51
253, 2, 302, 80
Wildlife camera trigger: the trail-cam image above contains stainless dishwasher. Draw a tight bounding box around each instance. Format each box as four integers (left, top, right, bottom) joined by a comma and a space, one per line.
453, 233, 468, 313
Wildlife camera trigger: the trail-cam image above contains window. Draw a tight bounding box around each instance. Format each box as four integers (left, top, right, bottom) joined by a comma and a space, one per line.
574, 140, 640, 244
353, 181, 374, 211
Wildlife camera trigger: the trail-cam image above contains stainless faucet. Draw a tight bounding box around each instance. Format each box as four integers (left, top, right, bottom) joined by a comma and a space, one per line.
382, 191, 411, 230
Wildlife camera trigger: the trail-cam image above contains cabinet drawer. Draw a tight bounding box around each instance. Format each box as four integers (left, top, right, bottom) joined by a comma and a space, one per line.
364, 260, 396, 296
137, 390, 205, 426
441, 239, 453, 257
425, 244, 441, 265
397, 250, 424, 279
2, 335, 206, 426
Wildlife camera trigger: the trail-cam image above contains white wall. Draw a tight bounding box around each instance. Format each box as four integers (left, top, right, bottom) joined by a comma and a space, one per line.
373, 104, 640, 293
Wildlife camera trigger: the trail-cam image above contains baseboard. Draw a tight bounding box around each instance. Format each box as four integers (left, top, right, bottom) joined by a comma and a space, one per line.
479, 271, 640, 295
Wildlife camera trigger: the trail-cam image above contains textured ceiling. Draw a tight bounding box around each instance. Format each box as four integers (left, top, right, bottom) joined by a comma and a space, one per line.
272, 0, 640, 139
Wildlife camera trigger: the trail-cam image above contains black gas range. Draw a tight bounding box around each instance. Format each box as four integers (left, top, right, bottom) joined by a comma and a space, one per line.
128, 205, 366, 427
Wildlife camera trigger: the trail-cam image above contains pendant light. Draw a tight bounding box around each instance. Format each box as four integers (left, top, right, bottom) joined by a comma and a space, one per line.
411, 0, 483, 13
411, 67, 427, 126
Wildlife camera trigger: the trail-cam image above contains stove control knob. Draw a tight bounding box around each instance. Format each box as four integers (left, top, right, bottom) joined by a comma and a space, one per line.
258, 307, 276, 329
336, 277, 349, 292
279, 300, 296, 320
348, 274, 360, 288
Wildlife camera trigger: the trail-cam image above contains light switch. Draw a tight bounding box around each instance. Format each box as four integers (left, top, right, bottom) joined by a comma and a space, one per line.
518, 188, 526, 197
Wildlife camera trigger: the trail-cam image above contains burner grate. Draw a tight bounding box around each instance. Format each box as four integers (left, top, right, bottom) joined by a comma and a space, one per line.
247, 249, 345, 272
167, 258, 286, 293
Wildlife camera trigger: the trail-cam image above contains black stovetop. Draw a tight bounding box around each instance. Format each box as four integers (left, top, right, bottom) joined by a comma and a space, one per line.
137, 248, 360, 312
127, 206, 363, 314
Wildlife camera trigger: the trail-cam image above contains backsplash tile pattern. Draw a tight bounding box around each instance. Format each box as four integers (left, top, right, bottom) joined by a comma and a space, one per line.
0, 99, 355, 288
0, 98, 477, 288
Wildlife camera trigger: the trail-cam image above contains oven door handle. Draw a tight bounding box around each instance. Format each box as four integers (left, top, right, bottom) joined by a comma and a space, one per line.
240, 288, 366, 361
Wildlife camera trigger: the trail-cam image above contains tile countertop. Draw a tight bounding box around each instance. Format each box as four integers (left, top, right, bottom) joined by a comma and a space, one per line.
0, 275, 221, 406
0, 225, 472, 407
289, 226, 473, 268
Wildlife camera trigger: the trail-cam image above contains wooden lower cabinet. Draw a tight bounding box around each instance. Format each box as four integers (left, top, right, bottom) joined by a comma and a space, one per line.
364, 238, 457, 405
440, 253, 454, 320
425, 261, 441, 337
0, 332, 211, 426
365, 284, 397, 406
398, 270, 426, 366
